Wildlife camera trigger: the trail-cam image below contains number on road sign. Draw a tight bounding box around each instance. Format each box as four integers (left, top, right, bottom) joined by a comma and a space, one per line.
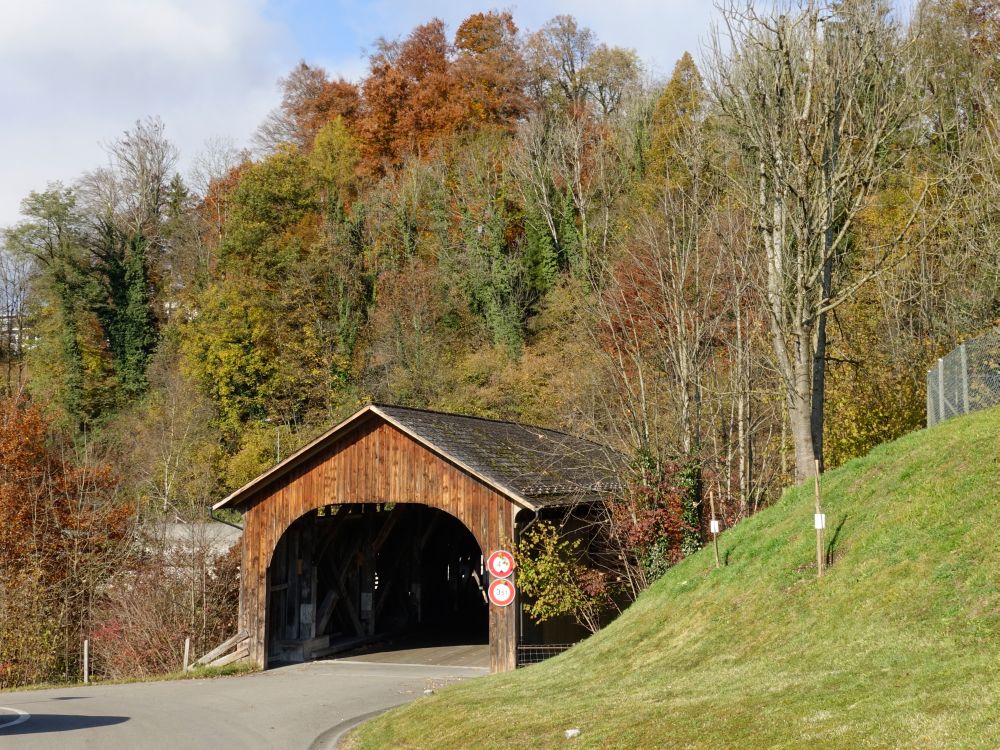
488, 578, 516, 607
486, 550, 516, 578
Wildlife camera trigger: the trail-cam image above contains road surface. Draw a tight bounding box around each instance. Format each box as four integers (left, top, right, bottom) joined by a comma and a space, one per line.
0, 646, 488, 749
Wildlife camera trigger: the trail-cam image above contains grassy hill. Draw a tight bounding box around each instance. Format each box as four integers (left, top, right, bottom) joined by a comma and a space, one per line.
349, 408, 1000, 749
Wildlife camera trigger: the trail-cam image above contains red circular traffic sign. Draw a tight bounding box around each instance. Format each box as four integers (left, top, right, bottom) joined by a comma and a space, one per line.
488, 578, 516, 607
486, 549, 515, 578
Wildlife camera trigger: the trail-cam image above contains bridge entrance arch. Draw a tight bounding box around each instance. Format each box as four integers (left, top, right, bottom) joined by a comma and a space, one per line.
214, 404, 621, 673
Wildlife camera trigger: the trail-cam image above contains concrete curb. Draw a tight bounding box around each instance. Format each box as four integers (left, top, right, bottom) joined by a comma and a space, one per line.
308, 706, 399, 750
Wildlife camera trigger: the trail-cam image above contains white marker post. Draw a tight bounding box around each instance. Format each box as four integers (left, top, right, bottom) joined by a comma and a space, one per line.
814, 459, 825, 578
83, 639, 89, 685
709, 490, 721, 569
183, 637, 191, 672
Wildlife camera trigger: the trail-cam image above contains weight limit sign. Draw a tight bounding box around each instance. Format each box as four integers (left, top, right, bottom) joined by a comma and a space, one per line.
488, 578, 516, 607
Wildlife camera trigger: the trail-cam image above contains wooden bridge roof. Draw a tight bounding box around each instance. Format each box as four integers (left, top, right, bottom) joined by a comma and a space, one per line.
214, 403, 624, 512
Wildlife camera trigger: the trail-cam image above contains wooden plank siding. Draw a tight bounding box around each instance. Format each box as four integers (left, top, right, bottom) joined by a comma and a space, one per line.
239, 414, 517, 673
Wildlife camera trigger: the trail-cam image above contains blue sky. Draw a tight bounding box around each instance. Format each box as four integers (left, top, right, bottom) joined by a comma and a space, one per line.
265, 1, 715, 80
0, 0, 715, 226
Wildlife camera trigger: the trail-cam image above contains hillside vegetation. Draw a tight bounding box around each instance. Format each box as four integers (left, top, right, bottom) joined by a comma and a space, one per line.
351, 410, 1000, 749
3, 1, 999, 687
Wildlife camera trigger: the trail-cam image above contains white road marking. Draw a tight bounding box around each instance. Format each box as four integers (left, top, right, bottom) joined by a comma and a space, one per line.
0, 706, 30, 729
331, 660, 487, 670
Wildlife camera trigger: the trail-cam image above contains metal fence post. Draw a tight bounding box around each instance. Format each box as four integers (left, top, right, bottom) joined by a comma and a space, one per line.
927, 371, 934, 426
960, 343, 970, 414
938, 358, 946, 421
927, 332, 1000, 427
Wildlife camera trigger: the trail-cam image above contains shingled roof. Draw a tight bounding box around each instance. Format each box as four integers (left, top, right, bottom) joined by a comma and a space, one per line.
214, 403, 624, 512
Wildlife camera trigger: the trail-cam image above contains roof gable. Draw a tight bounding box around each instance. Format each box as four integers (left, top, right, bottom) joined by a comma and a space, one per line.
214, 404, 623, 512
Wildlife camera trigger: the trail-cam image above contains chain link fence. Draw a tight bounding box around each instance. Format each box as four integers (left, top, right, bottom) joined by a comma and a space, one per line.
927, 330, 1000, 426
516, 643, 574, 667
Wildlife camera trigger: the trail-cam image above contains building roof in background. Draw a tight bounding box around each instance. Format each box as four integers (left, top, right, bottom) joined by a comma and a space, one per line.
150, 522, 241, 556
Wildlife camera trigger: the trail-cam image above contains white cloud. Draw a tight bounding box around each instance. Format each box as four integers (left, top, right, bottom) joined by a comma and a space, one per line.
0, 0, 721, 228
0, 0, 297, 226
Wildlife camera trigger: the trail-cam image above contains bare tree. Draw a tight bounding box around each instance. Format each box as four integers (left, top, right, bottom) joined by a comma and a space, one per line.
83, 117, 178, 239
709, 0, 920, 481
0, 247, 33, 393
525, 15, 641, 117
189, 136, 243, 199
598, 131, 727, 461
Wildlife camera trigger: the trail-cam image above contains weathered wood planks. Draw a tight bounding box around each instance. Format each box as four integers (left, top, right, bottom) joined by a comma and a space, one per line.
239, 414, 517, 673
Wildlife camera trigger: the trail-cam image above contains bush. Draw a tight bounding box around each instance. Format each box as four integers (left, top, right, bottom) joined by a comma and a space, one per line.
90, 542, 240, 680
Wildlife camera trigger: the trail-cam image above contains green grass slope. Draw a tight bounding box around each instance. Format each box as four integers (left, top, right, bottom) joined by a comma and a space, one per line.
350, 408, 1000, 749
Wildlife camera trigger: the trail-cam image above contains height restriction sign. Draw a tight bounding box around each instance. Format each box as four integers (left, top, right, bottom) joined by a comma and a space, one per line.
488, 578, 516, 607
486, 550, 515, 578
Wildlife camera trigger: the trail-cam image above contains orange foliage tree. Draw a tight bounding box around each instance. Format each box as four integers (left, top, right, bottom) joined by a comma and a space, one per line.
256, 62, 360, 153
360, 19, 461, 172
453, 12, 529, 130
0, 396, 131, 687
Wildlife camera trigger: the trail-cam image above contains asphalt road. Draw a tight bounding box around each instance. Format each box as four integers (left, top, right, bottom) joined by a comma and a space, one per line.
0, 649, 488, 750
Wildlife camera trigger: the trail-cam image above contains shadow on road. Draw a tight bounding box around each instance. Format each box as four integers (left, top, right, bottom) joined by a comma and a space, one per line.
0, 715, 129, 735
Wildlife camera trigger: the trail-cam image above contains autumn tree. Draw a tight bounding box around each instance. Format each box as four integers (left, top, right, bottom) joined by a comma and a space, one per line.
359, 19, 463, 173
363, 259, 456, 406
453, 12, 529, 129
586, 45, 642, 118
0, 395, 131, 687
254, 62, 360, 153
526, 15, 596, 110
183, 147, 316, 435
184, 142, 365, 450
891, 0, 1000, 342
597, 53, 727, 463
815, 0, 1000, 468
644, 52, 703, 195
310, 117, 361, 217
526, 15, 640, 117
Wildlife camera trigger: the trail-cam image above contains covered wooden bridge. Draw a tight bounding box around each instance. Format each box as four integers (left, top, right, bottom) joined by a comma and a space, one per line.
214, 403, 621, 673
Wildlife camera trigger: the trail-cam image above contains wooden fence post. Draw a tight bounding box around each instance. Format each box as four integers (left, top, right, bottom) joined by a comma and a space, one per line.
709, 490, 721, 569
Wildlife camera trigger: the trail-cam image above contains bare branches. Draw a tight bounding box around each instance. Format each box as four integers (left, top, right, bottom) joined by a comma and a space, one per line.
708, 0, 920, 480
79, 118, 178, 239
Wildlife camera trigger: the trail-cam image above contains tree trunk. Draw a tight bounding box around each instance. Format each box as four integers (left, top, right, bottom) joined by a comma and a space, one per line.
811, 256, 832, 474
789, 383, 816, 484
791, 319, 817, 483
